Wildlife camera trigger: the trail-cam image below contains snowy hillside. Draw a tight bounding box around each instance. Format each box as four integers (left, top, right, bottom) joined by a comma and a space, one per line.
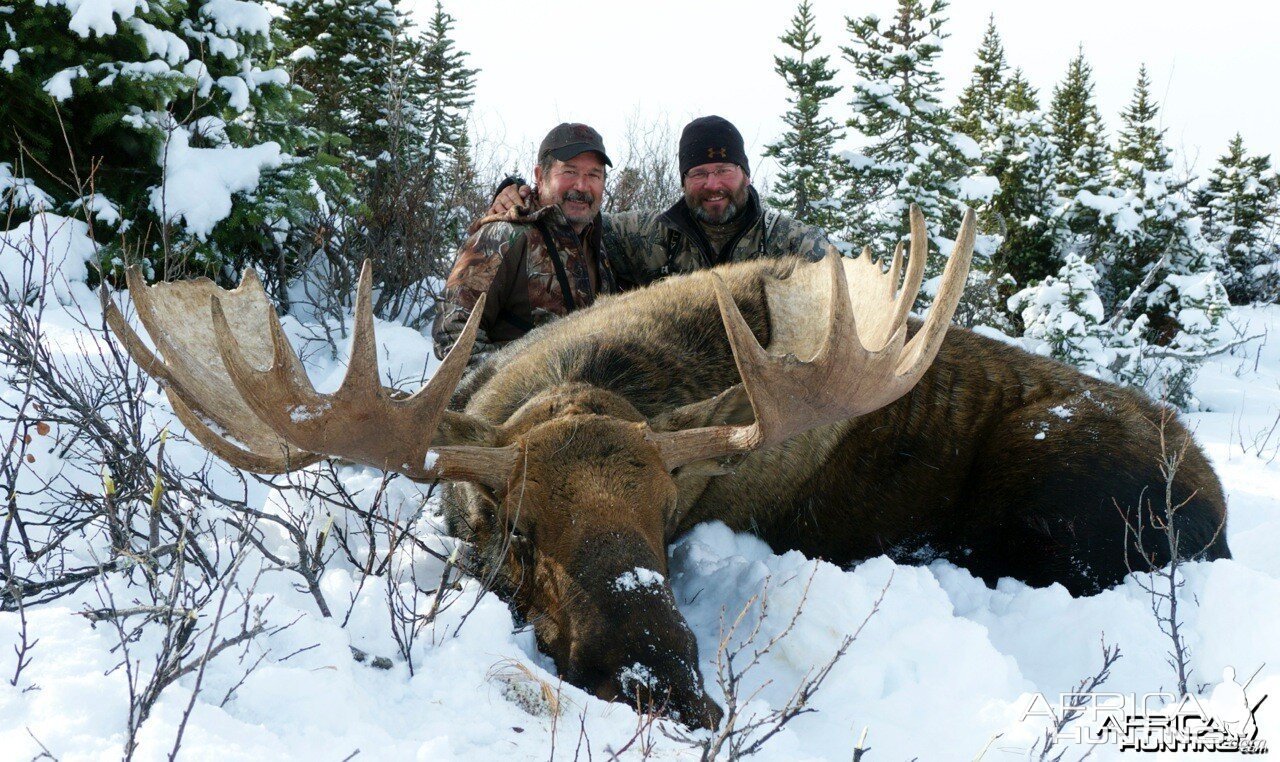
1, 243, 1277, 761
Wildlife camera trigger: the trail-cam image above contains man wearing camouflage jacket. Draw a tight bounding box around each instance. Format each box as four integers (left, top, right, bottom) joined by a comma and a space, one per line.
491, 116, 833, 290
432, 123, 617, 366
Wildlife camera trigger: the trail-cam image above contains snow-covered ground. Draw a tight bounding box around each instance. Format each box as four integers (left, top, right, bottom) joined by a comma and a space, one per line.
2, 256, 1278, 760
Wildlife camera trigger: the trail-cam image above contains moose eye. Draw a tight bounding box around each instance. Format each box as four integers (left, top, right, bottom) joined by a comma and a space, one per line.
505, 517, 534, 544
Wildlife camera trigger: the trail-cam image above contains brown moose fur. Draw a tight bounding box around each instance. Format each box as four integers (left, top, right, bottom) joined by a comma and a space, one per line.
443, 255, 1229, 727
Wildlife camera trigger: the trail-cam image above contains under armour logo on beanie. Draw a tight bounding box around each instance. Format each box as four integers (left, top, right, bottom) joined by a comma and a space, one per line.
680, 116, 749, 177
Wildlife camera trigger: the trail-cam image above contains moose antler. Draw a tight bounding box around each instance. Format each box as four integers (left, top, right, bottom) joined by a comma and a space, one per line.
652, 204, 975, 470
105, 262, 517, 488
103, 268, 326, 473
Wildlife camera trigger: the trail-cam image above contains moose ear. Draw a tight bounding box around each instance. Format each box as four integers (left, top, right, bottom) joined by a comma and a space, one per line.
648, 385, 754, 433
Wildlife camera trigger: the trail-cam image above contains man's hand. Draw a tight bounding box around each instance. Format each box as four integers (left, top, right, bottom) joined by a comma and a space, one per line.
489, 183, 531, 216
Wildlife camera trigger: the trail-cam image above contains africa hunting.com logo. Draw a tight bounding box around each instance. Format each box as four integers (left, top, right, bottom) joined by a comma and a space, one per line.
1021, 666, 1270, 754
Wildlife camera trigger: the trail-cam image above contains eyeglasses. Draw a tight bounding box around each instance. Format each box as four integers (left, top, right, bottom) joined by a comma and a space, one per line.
685, 166, 739, 184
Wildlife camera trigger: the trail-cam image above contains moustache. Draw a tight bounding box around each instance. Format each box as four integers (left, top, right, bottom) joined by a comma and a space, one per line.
563, 190, 595, 206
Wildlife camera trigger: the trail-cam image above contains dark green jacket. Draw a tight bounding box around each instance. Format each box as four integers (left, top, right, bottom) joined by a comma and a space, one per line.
602, 187, 834, 289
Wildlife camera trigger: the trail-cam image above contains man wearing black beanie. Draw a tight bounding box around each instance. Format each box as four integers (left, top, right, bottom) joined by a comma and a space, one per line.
488, 115, 833, 289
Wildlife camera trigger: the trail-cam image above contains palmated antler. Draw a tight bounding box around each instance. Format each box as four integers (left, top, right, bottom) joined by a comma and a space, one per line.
211, 261, 517, 487
103, 268, 325, 473
105, 262, 516, 488
652, 204, 976, 470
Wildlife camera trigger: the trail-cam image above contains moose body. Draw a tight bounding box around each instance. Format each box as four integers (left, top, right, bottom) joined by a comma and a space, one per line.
451, 256, 1229, 598
107, 208, 1228, 729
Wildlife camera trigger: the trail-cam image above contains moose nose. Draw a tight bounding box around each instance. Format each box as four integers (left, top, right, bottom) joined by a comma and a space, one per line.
590, 671, 723, 730
565, 533, 722, 728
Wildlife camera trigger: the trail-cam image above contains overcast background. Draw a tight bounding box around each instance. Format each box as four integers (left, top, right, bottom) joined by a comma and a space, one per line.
405, 0, 1279, 189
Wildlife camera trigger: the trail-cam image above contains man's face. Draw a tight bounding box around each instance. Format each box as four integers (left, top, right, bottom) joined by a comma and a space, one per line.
535, 153, 606, 231
683, 162, 750, 224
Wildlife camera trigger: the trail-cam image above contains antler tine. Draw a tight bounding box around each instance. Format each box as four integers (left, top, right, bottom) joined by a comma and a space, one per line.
814, 248, 868, 364
101, 279, 176, 388
890, 204, 929, 331
887, 240, 905, 290
401, 291, 487, 428
710, 276, 770, 451
211, 295, 319, 415
336, 260, 381, 399
896, 207, 976, 381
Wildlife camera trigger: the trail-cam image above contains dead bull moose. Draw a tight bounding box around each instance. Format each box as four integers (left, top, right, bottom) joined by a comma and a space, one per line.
103, 206, 1229, 729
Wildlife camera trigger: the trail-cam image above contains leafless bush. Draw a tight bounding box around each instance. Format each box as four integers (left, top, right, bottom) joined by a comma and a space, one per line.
1120, 406, 1226, 698
0, 222, 293, 759
1027, 636, 1122, 762
384, 535, 467, 673
605, 112, 680, 215
667, 569, 891, 761
89, 531, 272, 760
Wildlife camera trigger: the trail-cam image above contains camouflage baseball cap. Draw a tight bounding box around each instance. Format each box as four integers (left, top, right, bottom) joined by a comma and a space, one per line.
538, 122, 612, 166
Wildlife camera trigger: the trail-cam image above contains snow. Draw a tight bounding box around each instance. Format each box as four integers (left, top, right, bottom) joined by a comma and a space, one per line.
1, 162, 55, 212
75, 192, 122, 225
614, 567, 665, 592
199, 0, 273, 38
150, 126, 282, 239
1, 48, 17, 73
2, 275, 1279, 759
42, 65, 86, 100
216, 74, 251, 110
50, 0, 147, 38
954, 173, 999, 203
126, 17, 190, 64
0, 212, 97, 304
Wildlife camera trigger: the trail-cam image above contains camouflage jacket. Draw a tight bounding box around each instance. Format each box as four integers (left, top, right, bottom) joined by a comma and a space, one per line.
602, 187, 833, 289
432, 203, 617, 365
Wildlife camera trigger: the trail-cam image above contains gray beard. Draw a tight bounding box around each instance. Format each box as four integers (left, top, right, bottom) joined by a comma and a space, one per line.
691, 198, 740, 225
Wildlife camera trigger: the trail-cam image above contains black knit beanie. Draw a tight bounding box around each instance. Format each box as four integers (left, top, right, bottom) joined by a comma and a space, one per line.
679, 116, 749, 177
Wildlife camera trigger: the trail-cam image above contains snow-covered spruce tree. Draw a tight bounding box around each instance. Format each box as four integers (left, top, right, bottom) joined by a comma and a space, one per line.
1093, 66, 1229, 407
1195, 134, 1280, 303
840, 0, 998, 326
364, 0, 478, 325
1009, 252, 1108, 376
277, 0, 477, 325
0, 0, 329, 285
951, 13, 1007, 150
277, 0, 402, 171
986, 70, 1062, 289
764, 0, 844, 234
1048, 46, 1110, 261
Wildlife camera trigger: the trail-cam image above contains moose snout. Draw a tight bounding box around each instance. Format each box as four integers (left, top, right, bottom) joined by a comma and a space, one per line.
563, 534, 723, 728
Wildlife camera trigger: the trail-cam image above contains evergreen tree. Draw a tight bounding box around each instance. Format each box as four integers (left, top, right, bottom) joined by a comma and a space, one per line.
0, 0, 328, 284
1093, 66, 1229, 406
365, 0, 478, 324
1195, 134, 1280, 303
1113, 65, 1170, 182
952, 14, 1008, 147
1100, 65, 1190, 307
986, 70, 1062, 287
839, 0, 995, 263
1047, 46, 1110, 261
764, 0, 843, 233
277, 0, 405, 171
1009, 253, 1108, 376
1048, 47, 1109, 201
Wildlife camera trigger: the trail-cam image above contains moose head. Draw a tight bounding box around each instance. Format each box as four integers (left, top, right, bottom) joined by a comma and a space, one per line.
104, 206, 975, 728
